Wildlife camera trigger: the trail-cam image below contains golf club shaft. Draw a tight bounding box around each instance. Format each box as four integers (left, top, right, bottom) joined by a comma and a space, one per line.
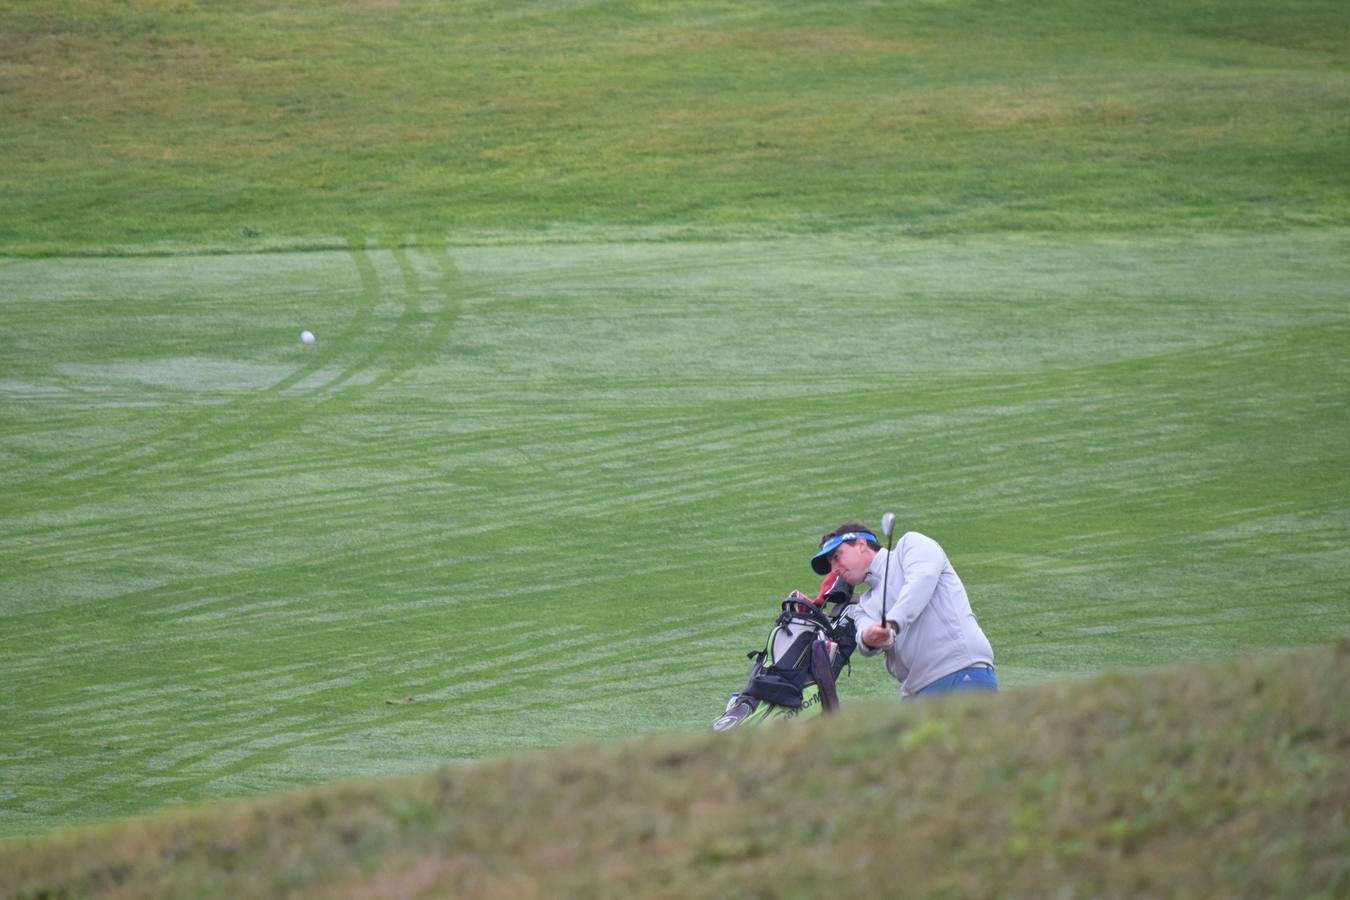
879, 512, 897, 636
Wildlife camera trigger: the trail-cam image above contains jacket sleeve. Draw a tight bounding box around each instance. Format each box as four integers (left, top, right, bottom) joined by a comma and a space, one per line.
885, 532, 946, 631
847, 599, 882, 657
850, 593, 908, 682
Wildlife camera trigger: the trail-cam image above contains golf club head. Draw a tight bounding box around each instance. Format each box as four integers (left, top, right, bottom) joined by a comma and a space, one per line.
881, 511, 896, 545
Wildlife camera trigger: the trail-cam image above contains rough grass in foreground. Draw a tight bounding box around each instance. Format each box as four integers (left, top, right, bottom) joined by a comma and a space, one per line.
3, 642, 1345, 899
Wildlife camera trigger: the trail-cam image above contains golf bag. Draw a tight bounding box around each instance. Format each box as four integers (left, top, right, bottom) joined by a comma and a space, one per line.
712, 575, 858, 732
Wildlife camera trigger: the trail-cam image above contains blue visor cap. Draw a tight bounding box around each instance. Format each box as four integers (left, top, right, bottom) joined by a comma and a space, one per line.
811, 531, 877, 575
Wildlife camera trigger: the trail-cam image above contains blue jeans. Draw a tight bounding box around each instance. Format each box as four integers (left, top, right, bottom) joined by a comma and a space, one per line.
914, 665, 997, 697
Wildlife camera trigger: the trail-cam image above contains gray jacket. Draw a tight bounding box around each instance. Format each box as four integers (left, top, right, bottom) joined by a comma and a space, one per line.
855, 531, 993, 695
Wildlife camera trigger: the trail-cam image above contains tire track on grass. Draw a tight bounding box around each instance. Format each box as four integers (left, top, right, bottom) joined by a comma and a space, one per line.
15, 536, 770, 817
114, 617, 727, 792
30, 612, 716, 807
5, 250, 375, 490
2, 255, 377, 509
9, 236, 827, 517
6, 236, 463, 517
78, 239, 465, 490
9, 392, 797, 577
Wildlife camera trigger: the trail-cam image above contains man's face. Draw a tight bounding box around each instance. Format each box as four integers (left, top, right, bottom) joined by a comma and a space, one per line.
828, 538, 873, 585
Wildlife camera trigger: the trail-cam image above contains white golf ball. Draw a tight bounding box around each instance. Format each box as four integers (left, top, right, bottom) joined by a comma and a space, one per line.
300, 330, 316, 345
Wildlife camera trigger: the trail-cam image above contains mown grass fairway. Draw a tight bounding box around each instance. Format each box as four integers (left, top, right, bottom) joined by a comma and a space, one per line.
4, 230, 1347, 838
1, 0, 1348, 867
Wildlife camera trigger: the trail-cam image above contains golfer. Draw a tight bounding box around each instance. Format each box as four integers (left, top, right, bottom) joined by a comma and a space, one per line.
811, 520, 996, 697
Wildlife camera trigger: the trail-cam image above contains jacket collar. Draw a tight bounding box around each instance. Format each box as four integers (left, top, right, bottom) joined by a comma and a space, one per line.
862, 546, 891, 591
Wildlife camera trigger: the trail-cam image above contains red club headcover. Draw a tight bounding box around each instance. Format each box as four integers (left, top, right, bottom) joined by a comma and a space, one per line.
811, 571, 840, 607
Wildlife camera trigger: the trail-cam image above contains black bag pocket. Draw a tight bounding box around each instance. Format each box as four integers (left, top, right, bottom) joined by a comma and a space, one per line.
745, 672, 804, 708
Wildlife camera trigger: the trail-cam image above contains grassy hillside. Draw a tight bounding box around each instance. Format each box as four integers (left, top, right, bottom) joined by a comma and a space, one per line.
2, 643, 1345, 899
2, 0, 1348, 253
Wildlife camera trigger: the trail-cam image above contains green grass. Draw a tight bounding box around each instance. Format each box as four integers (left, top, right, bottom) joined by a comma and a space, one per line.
2, 643, 1346, 898
3, 229, 1347, 838
2, 0, 1348, 254
1, 0, 1348, 864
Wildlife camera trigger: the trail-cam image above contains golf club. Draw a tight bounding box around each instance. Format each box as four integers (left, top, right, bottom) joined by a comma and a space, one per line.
878, 512, 897, 637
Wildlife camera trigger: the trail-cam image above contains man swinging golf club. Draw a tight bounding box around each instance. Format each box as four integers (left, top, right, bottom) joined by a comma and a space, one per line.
811, 515, 996, 698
